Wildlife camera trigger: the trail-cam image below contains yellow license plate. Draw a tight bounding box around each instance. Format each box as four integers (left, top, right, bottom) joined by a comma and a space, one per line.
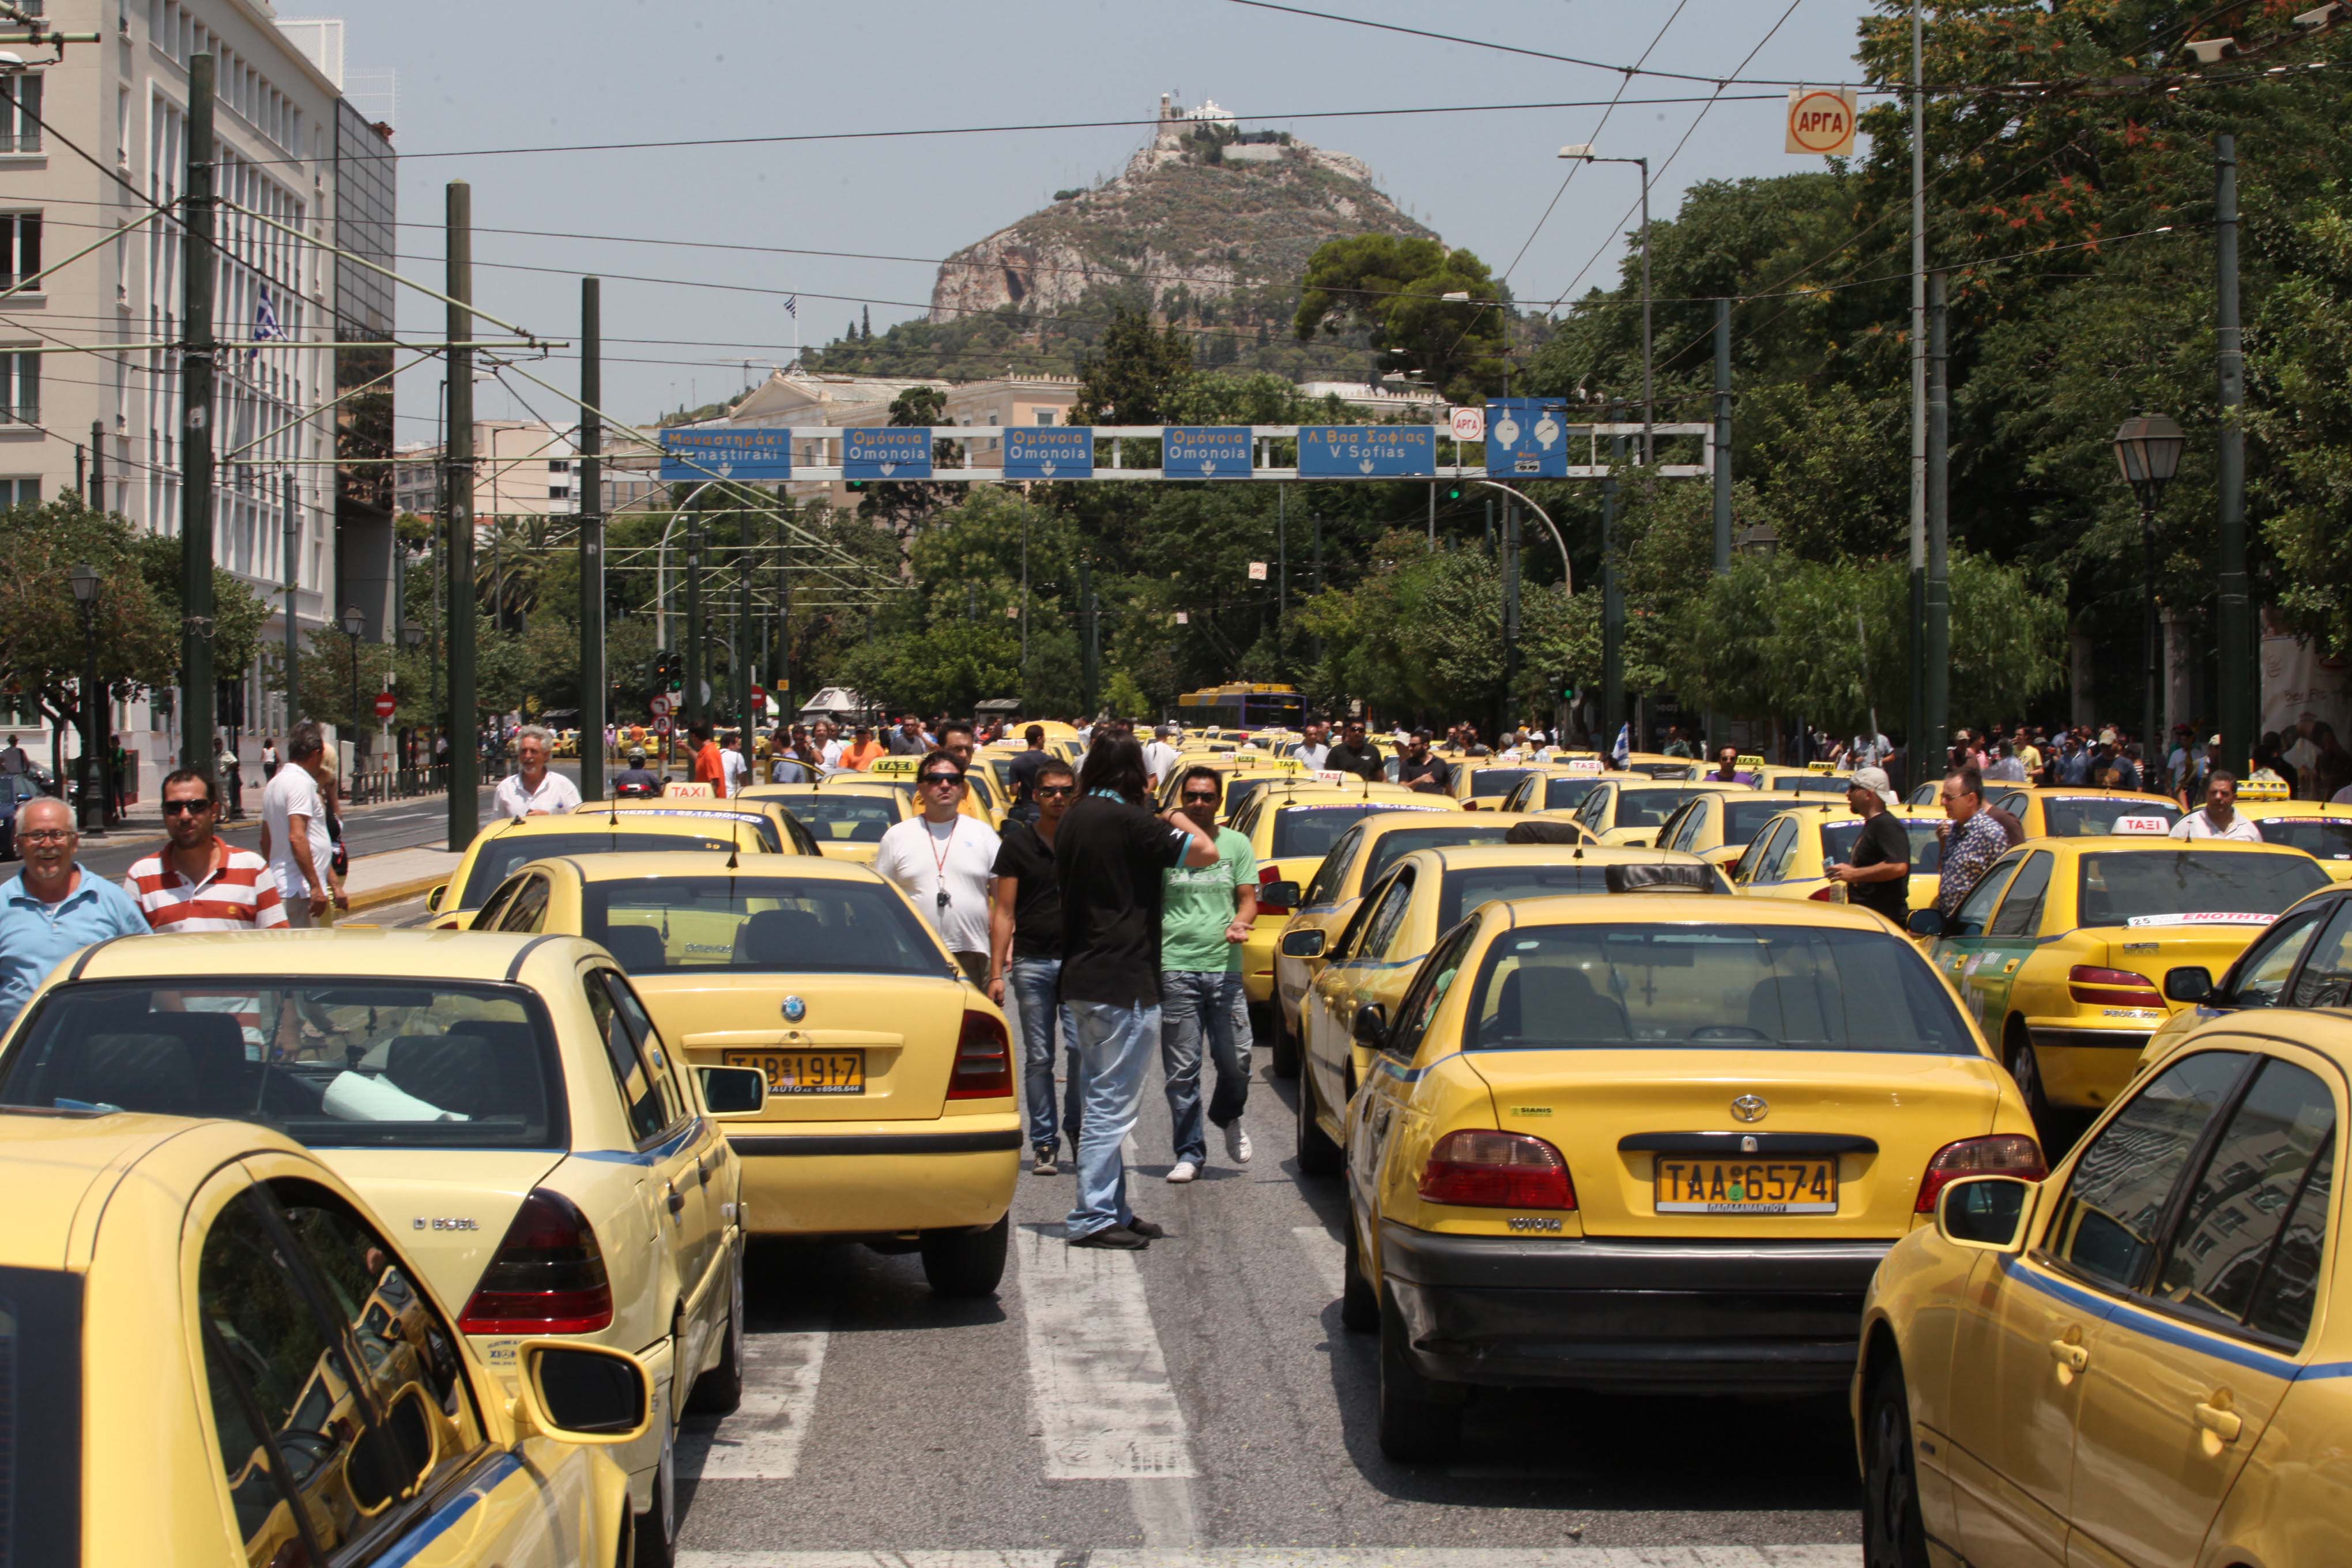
1654, 1158, 1837, 1215
726, 1049, 865, 1095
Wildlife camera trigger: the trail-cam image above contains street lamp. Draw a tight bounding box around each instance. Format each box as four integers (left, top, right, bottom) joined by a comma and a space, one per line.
341, 605, 365, 774
2112, 412, 2186, 757
1561, 145, 1653, 467
67, 562, 101, 831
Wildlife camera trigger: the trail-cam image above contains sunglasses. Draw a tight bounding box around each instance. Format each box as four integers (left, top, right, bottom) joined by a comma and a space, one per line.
922, 773, 966, 787
161, 799, 212, 816
1181, 793, 1220, 805
1035, 784, 1075, 798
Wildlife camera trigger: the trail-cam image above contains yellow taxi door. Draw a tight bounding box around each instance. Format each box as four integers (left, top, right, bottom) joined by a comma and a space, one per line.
605, 968, 730, 1352
1345, 919, 1477, 1264
1940, 1047, 2252, 1567
2062, 1045, 2338, 1568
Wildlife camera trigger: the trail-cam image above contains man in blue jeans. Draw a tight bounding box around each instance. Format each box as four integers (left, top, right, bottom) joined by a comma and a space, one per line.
1054, 737, 1219, 1249
988, 757, 1083, 1173
1159, 766, 1258, 1182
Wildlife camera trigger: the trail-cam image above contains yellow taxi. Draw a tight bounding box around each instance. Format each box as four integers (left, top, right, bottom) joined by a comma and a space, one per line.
573, 795, 823, 857
1750, 763, 1855, 797
1922, 836, 2330, 1137
1433, 758, 1549, 809
2132, 880, 2352, 1066
1731, 804, 1948, 913
470, 853, 1021, 1298
0, 1110, 654, 1567
739, 779, 914, 863
850, 752, 1003, 827
0, 930, 751, 1562
2237, 796, 2352, 879
1656, 789, 1837, 863
1568, 777, 1755, 846
1498, 761, 1612, 816
1290, 845, 1728, 1180
1154, 761, 1310, 823
427, 809, 772, 930
1269, 809, 1528, 1074
1336, 895, 2040, 1463
1985, 785, 2185, 838
1619, 751, 1702, 781
1855, 1009, 2350, 1568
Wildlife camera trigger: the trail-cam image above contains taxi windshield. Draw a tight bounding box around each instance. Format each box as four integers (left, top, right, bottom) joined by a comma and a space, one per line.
1439, 865, 1638, 927
1723, 798, 1803, 843
2251, 817, 2352, 861
1538, 776, 1604, 809
1271, 804, 1438, 860
1615, 789, 1711, 828
1360, 824, 1514, 887
1772, 775, 1850, 794
0, 1264, 79, 1562
2076, 851, 2327, 927
605, 810, 785, 853
0, 981, 565, 1149
1464, 925, 1974, 1053
2041, 797, 2183, 835
1466, 767, 1535, 800
1627, 762, 1697, 780
1821, 819, 1947, 872
584, 876, 944, 975
774, 794, 899, 844
459, 830, 740, 906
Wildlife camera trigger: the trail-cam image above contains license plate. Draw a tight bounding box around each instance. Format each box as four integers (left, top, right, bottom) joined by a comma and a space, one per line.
1654, 1158, 1837, 1214
725, 1049, 865, 1095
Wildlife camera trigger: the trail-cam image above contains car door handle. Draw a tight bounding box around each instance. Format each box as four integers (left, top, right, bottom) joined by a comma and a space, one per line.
2048, 1337, 2090, 1373
666, 1182, 685, 1215
2194, 1400, 2242, 1443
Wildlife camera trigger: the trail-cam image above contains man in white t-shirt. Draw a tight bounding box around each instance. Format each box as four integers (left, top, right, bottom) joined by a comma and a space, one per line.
815, 719, 846, 771
257, 721, 338, 926
2171, 770, 2265, 842
719, 732, 751, 797
872, 752, 1001, 983
492, 725, 583, 818
1143, 724, 1183, 788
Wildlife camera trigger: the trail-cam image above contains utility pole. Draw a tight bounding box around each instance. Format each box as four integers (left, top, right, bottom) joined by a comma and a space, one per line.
1426, 478, 1435, 552
178, 52, 217, 772
1079, 555, 1099, 718
1276, 485, 1287, 668
1017, 505, 1030, 681
1710, 299, 1733, 752
1907, 0, 1928, 772
1603, 425, 1625, 747
1924, 270, 1951, 770
775, 503, 791, 717
282, 473, 299, 728
685, 509, 704, 732
2215, 134, 2252, 772
577, 276, 604, 801
444, 180, 478, 848
1499, 497, 1521, 742
89, 419, 103, 511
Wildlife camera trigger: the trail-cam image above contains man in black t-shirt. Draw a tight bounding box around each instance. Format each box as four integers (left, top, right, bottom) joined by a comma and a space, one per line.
1827, 766, 1912, 925
1396, 730, 1453, 794
1006, 725, 1052, 824
989, 759, 1081, 1172
1054, 737, 1219, 1249
1324, 719, 1384, 781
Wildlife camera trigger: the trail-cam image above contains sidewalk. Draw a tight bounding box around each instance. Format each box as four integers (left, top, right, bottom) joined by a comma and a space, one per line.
345, 845, 463, 913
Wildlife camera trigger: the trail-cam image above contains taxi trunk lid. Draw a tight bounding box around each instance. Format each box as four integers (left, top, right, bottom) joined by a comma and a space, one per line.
313, 1148, 566, 1315
640, 973, 973, 1121
1464, 1049, 2009, 1238
2087, 922, 2276, 1007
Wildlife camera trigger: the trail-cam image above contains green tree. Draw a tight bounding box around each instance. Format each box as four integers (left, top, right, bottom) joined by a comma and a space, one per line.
1072, 305, 1196, 424
0, 499, 183, 776
1294, 235, 1509, 401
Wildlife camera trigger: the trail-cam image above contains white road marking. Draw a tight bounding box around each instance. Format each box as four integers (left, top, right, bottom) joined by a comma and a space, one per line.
680, 1548, 1863, 1567
677, 1331, 828, 1480
1014, 1223, 1195, 1480
1129, 1475, 1201, 1548
1291, 1225, 1346, 1297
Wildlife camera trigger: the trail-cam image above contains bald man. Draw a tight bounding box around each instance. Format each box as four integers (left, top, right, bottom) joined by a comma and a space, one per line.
0, 796, 148, 1028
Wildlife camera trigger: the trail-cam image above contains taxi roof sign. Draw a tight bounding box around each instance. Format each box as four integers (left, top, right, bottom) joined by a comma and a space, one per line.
2237, 778, 2291, 800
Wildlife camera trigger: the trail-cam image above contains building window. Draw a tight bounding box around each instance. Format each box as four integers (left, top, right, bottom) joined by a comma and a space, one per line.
0, 75, 43, 153
548, 459, 569, 473
0, 354, 39, 424
548, 485, 570, 500
1, 215, 39, 291
0, 478, 42, 507
1035, 409, 1056, 425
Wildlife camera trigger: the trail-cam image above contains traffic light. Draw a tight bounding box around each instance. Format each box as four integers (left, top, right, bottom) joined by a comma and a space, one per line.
654, 650, 680, 688
1446, 484, 1463, 501
845, 478, 868, 492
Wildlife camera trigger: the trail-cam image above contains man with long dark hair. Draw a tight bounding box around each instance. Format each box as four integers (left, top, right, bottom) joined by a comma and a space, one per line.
1054, 736, 1219, 1249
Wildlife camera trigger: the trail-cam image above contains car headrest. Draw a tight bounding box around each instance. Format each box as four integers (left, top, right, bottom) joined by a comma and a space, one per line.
1603, 862, 1720, 894
1504, 820, 1586, 846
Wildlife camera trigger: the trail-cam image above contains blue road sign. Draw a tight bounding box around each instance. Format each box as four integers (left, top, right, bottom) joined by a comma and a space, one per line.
659, 428, 793, 483
843, 427, 934, 480
1298, 424, 1436, 478
1004, 425, 1094, 480
1163, 425, 1253, 479
1483, 397, 1570, 479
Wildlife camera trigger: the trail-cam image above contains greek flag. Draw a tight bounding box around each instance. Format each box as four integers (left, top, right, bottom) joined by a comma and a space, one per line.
1612, 722, 1632, 768
250, 288, 282, 363
782, 294, 798, 318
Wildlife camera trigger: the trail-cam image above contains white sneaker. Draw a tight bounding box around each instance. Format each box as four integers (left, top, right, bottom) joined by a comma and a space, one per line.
1223, 1123, 1253, 1164
1166, 1159, 1199, 1183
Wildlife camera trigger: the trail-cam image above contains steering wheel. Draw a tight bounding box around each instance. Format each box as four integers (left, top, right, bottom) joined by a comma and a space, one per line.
1687, 1024, 1770, 1042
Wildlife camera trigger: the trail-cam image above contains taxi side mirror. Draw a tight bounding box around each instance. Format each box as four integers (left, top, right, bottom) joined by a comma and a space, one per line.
425, 884, 446, 913
698, 1064, 767, 1117
510, 1341, 653, 1446
1935, 1175, 2036, 1253
1906, 909, 1944, 938
1258, 881, 1300, 909
1280, 928, 1325, 958
1351, 1002, 1388, 1050
2164, 966, 2214, 1003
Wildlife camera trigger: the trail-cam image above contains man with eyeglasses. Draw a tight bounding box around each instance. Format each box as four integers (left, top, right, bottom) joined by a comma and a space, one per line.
990, 757, 1081, 1173
123, 768, 287, 933
0, 796, 147, 1030
875, 751, 1002, 984
1158, 765, 1257, 1182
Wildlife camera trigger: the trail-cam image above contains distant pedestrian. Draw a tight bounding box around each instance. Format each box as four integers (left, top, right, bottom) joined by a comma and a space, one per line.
612, 745, 663, 797
0, 797, 147, 1030
841, 724, 884, 771
0, 736, 25, 776
1826, 767, 1910, 926
258, 722, 336, 928
260, 736, 280, 782
1007, 725, 1053, 823
888, 713, 931, 756
874, 751, 1000, 984
2172, 770, 2264, 841
125, 768, 286, 932
720, 731, 750, 797
493, 725, 582, 818
689, 723, 726, 796
214, 736, 244, 820
1294, 715, 1332, 772
1933, 767, 2010, 931
1143, 723, 1183, 788
1709, 744, 1743, 784
1984, 741, 2027, 783
1324, 718, 1383, 781
990, 757, 1081, 1172
1158, 766, 1257, 1182
1396, 730, 1452, 794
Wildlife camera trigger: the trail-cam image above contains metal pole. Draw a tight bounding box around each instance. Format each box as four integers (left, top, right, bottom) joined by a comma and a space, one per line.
1925, 269, 1951, 771
2140, 499, 2161, 761
1501, 498, 1521, 742
1427, 478, 1435, 552
1711, 298, 1732, 751
1277, 485, 1287, 666
777, 505, 791, 717
78, 599, 100, 831
89, 420, 104, 513
444, 180, 478, 848
740, 532, 756, 752
1908, 0, 1928, 771
1603, 425, 1625, 747
178, 52, 217, 772
1639, 158, 1653, 468
578, 276, 604, 801
2216, 134, 2252, 773
74, 443, 84, 504
685, 509, 704, 730
1018, 504, 1030, 680
282, 472, 299, 728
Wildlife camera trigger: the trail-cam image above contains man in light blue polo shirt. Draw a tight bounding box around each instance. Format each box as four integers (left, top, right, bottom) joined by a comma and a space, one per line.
0, 796, 149, 1030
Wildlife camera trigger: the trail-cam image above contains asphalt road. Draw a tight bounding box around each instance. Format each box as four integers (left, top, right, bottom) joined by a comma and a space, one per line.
659, 1056, 1863, 1567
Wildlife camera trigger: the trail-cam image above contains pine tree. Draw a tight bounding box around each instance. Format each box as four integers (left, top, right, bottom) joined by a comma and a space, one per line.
861, 306, 873, 341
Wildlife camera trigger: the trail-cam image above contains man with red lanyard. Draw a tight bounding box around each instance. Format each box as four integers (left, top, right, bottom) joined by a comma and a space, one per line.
873, 749, 1001, 983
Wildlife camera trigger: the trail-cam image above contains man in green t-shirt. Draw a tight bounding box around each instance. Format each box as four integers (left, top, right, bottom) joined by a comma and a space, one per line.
1158, 764, 1259, 1182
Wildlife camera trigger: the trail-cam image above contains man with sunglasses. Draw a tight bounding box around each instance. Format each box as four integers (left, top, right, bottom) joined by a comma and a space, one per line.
0, 796, 147, 1030
123, 768, 288, 933
875, 750, 1001, 984
989, 757, 1081, 1172
1158, 765, 1257, 1182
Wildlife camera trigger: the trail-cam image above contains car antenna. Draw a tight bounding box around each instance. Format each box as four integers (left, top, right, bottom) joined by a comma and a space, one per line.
727, 830, 741, 870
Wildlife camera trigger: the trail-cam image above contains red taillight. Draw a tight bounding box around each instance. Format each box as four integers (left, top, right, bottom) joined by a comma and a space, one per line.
1808, 884, 1842, 902
948, 1009, 1014, 1099
1916, 1133, 2046, 1213
1257, 864, 1291, 916
2068, 964, 2162, 1007
1418, 1129, 1576, 1209
459, 1189, 612, 1335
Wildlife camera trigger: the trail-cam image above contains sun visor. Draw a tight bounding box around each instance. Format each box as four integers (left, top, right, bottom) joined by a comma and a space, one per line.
1602, 862, 1720, 894
1503, 820, 1586, 846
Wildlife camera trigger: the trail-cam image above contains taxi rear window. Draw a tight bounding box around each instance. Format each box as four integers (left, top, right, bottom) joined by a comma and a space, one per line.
460, 830, 739, 906
2041, 797, 2183, 836
1627, 762, 1696, 780
1615, 789, 1710, 828
1540, 776, 1604, 809
609, 810, 786, 853
1821, 819, 1946, 872
1467, 768, 1535, 799
1438, 865, 1622, 926
777, 794, 900, 843
0, 1265, 80, 1565
2251, 817, 2352, 861
2076, 851, 2327, 928
1771, 774, 1849, 794
1723, 799, 1800, 843
583, 877, 943, 975
1271, 805, 1438, 860
1361, 824, 1513, 887
1464, 925, 1974, 1053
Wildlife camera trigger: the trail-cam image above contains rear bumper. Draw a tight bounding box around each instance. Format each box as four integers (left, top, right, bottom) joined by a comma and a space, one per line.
726, 1115, 1020, 1235
1242, 930, 1278, 1004
1380, 1221, 1892, 1395
2027, 1026, 2153, 1109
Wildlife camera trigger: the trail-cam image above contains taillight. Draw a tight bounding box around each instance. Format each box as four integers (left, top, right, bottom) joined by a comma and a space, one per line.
1418, 1129, 1575, 1209
2068, 965, 2162, 1007
1808, 884, 1842, 902
1257, 864, 1291, 915
459, 1189, 612, 1335
1916, 1133, 2046, 1213
948, 1010, 1014, 1099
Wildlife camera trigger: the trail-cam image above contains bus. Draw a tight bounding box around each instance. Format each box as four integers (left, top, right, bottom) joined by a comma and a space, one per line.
1173, 684, 1305, 733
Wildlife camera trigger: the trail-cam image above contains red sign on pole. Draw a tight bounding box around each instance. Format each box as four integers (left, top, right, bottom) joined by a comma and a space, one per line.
374, 692, 397, 720
651, 716, 673, 737
751, 685, 764, 705
649, 695, 672, 718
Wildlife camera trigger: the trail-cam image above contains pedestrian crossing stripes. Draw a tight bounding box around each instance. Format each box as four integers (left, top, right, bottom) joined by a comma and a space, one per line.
681, 1548, 1863, 1566
679, 1330, 829, 1480
1014, 1221, 1197, 1480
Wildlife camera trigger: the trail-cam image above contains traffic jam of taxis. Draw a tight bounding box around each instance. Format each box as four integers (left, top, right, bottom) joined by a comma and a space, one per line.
5, 723, 2348, 1567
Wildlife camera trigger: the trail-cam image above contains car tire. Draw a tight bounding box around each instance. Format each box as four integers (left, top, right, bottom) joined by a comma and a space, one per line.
919, 1213, 1009, 1298
631, 1399, 678, 1568
2005, 1024, 2058, 1149
1861, 1360, 1932, 1568
1339, 1205, 1378, 1333
1295, 1062, 1342, 1177
1269, 1000, 1301, 1079
1377, 1286, 1460, 1464
687, 1246, 745, 1417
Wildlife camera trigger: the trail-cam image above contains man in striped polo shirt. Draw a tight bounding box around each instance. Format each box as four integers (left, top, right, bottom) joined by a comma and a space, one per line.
123, 768, 288, 933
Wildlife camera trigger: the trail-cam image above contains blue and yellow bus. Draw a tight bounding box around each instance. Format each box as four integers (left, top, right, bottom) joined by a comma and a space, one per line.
1173, 684, 1305, 733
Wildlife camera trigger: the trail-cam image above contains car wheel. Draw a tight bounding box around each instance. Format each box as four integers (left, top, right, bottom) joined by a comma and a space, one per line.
1269, 999, 1301, 1078
919, 1213, 1009, 1298
687, 1246, 745, 1416
2005, 1024, 2058, 1148
1377, 1286, 1460, 1464
1861, 1362, 1931, 1568
1339, 1204, 1377, 1333
631, 1398, 677, 1568
1295, 1062, 1342, 1177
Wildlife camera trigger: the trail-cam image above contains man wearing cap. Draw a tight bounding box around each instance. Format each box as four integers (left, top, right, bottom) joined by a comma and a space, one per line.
1827, 767, 1911, 925
612, 746, 663, 797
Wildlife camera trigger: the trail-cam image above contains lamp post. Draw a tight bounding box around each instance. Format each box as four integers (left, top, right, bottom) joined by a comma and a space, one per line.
400, 617, 424, 776
1561, 145, 1652, 465
2112, 412, 2186, 760
67, 562, 101, 832
341, 605, 364, 775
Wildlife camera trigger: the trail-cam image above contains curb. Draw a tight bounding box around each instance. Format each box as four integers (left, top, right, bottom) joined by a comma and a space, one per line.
346, 871, 450, 913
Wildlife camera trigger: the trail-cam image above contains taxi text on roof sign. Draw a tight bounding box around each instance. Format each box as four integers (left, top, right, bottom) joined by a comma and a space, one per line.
659, 427, 793, 483
1004, 425, 1094, 480
1298, 425, 1436, 478
843, 426, 934, 481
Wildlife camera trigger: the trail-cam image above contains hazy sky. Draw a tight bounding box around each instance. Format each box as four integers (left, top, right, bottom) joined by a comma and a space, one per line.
346, 0, 1884, 438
